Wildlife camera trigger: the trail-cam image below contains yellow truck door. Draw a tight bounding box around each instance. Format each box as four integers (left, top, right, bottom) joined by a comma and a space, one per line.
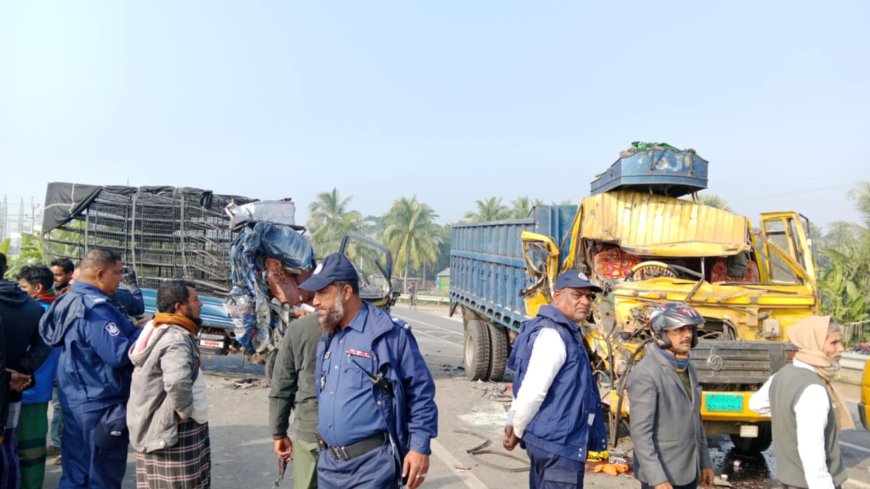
757, 212, 819, 303
520, 231, 560, 318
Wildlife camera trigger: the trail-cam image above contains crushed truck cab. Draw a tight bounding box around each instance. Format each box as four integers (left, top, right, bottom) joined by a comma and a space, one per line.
450, 143, 818, 452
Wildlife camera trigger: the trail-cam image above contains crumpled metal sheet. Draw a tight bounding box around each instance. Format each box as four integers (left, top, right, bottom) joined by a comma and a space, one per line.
225, 222, 313, 353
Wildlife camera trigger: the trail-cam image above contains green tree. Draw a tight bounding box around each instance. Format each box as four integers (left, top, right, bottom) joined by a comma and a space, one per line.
305, 188, 362, 257
694, 193, 732, 211
382, 196, 441, 292
849, 181, 870, 225
511, 197, 544, 219
464, 197, 511, 223
0, 233, 44, 278
816, 182, 870, 340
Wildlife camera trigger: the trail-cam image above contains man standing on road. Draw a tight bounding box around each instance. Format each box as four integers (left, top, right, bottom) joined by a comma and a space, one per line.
268, 262, 321, 489
16, 265, 60, 489
749, 316, 852, 489
408, 283, 417, 310
0, 253, 51, 489
627, 302, 713, 489
39, 248, 140, 489
300, 253, 437, 489
128, 280, 211, 489
503, 271, 607, 489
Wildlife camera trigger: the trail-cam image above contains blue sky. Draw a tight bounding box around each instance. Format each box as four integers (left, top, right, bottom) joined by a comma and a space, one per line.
1, 1, 868, 228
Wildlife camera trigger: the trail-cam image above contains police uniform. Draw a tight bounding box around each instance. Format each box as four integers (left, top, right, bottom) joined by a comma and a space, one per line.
301, 254, 438, 489
39, 282, 138, 489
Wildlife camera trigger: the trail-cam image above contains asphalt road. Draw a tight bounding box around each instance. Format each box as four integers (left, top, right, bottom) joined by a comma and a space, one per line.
41, 304, 870, 488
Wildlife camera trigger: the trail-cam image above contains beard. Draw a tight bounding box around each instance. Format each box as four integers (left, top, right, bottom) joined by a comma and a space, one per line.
319, 299, 344, 333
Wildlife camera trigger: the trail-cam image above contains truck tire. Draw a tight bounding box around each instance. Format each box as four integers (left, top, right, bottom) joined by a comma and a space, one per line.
488, 323, 510, 382
464, 319, 491, 381
730, 422, 772, 453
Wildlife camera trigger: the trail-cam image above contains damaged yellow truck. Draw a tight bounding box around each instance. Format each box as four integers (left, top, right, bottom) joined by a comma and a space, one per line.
450, 145, 818, 451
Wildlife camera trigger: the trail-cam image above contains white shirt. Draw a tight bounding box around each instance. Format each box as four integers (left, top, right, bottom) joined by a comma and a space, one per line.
749, 359, 834, 489
191, 367, 209, 424
506, 328, 567, 438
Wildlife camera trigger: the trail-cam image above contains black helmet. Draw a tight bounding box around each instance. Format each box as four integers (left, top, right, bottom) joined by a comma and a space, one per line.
649, 302, 705, 348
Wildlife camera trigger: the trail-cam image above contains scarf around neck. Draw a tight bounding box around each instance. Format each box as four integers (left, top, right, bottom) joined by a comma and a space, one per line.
787, 315, 855, 431
34, 290, 57, 304
655, 343, 691, 371
153, 312, 199, 336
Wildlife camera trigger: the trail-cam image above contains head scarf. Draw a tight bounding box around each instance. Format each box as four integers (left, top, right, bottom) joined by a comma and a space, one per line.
787, 316, 855, 430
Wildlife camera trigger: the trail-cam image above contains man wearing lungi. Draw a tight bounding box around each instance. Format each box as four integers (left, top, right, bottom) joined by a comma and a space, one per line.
127, 280, 211, 489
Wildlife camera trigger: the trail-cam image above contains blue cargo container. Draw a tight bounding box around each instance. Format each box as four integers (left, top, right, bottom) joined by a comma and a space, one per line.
449, 205, 577, 381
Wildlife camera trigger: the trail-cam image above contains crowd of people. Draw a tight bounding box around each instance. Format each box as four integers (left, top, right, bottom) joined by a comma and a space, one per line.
0, 246, 856, 489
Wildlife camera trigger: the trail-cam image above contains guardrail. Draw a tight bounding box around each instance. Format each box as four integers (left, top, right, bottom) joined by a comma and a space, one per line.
396, 294, 450, 305
836, 351, 868, 384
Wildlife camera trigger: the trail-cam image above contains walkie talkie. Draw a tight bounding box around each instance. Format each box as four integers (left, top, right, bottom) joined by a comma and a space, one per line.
350, 358, 393, 397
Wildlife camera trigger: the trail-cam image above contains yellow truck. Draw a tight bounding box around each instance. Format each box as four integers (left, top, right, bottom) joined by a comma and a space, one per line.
450, 144, 818, 451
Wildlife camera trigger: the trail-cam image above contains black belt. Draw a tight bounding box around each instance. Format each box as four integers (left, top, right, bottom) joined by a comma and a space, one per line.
317, 432, 388, 461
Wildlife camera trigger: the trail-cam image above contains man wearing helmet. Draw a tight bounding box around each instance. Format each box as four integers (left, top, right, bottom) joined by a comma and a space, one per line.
627, 302, 714, 489
503, 271, 607, 488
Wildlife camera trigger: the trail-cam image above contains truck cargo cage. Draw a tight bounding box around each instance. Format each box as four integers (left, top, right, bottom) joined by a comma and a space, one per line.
41, 182, 255, 296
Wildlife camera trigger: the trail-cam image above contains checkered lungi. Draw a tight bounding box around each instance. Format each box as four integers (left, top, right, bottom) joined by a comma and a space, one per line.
136, 420, 211, 489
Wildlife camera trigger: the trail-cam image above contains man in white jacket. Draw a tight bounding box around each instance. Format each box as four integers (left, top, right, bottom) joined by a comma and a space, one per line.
127, 280, 211, 489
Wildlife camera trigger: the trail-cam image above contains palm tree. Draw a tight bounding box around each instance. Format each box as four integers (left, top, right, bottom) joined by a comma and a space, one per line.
849, 181, 870, 225
305, 188, 362, 257
382, 196, 441, 293
464, 197, 511, 223
510, 197, 545, 219
694, 193, 732, 211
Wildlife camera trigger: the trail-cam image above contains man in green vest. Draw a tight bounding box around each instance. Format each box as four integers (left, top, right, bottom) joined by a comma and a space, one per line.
749, 316, 854, 489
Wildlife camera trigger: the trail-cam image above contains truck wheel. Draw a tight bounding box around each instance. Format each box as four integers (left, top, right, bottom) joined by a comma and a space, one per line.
464, 320, 491, 381
730, 422, 772, 453
488, 324, 509, 382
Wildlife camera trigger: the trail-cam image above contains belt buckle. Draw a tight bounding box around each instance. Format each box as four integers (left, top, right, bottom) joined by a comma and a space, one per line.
330, 446, 350, 461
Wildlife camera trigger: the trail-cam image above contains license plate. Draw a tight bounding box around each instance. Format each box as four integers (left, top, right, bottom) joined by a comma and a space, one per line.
200, 339, 224, 348
705, 393, 743, 412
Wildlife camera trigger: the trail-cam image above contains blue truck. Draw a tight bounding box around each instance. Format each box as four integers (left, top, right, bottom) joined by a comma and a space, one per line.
449, 205, 578, 381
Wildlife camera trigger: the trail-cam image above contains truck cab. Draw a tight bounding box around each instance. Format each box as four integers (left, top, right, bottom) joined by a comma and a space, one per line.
521, 190, 818, 451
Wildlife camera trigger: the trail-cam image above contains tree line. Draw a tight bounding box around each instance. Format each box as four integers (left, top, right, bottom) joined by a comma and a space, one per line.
305, 184, 869, 339
2, 184, 866, 341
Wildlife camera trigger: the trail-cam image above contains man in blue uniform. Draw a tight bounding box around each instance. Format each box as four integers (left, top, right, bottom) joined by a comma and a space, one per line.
299, 253, 437, 489
39, 248, 139, 489
504, 270, 607, 489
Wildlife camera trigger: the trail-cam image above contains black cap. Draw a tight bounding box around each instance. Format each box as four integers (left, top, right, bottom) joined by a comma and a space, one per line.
554, 270, 603, 293
299, 253, 359, 292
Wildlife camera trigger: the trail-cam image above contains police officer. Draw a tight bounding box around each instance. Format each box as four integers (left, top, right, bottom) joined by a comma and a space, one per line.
299, 253, 437, 489
504, 270, 606, 489
40, 248, 139, 489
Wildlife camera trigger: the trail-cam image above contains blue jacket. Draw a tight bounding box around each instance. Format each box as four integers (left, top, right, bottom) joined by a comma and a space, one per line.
508, 305, 606, 461
39, 282, 138, 411
315, 302, 438, 463
23, 300, 60, 405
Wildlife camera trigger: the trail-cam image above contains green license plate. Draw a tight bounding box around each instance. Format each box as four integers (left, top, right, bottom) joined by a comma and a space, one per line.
705, 393, 743, 412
